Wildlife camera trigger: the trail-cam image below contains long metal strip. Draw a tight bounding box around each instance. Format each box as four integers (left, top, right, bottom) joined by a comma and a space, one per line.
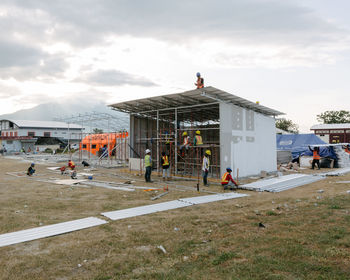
0, 217, 107, 248
102, 193, 248, 220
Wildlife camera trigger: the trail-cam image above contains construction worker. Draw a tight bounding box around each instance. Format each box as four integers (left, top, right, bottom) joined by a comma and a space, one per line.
195, 72, 204, 89
27, 163, 35, 176
308, 146, 320, 170
68, 160, 76, 170
193, 130, 203, 146
343, 144, 350, 154
180, 131, 190, 156
202, 150, 211, 186
144, 149, 152, 182
161, 151, 170, 181
221, 167, 238, 190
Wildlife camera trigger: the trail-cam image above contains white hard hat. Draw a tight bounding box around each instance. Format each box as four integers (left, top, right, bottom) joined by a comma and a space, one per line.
145, 149, 151, 154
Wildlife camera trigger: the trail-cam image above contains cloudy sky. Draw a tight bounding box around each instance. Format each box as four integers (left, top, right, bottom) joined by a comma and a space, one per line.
0, 0, 349, 131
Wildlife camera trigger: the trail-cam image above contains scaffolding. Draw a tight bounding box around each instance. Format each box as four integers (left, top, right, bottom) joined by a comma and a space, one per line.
110, 86, 283, 179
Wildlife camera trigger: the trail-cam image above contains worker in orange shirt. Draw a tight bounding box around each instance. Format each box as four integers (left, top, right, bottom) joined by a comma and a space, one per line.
308, 146, 320, 170
221, 167, 239, 190
195, 72, 204, 89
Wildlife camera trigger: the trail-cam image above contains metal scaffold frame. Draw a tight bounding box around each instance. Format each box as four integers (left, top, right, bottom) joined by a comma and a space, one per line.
128, 102, 221, 180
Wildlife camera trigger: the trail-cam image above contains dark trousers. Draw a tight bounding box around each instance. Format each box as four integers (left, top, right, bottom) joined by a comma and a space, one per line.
202, 170, 208, 186
312, 159, 320, 169
145, 166, 152, 182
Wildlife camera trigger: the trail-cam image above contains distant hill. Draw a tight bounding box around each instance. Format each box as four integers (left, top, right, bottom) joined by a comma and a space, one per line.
0, 102, 129, 132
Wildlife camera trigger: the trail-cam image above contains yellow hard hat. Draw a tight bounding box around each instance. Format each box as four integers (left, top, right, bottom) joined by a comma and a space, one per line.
205, 150, 211, 156
196, 130, 200, 135
182, 132, 188, 136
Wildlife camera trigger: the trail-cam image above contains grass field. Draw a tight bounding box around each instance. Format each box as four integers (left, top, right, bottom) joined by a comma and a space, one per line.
0, 157, 350, 279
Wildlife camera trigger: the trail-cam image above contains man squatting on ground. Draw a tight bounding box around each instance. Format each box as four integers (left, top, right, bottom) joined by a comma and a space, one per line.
27, 163, 35, 176
221, 167, 239, 190
161, 151, 170, 180
144, 149, 152, 182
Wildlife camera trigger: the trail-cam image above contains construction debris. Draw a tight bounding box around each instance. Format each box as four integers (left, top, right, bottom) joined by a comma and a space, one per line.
151, 191, 169, 201
156, 245, 167, 254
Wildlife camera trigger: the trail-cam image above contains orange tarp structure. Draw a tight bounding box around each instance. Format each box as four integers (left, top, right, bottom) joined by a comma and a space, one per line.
80, 132, 128, 156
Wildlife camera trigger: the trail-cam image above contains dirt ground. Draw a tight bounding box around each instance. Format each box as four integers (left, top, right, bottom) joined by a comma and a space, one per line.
0, 155, 350, 279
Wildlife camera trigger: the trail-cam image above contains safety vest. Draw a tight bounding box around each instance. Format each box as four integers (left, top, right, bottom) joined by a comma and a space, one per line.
345, 148, 350, 154
195, 135, 203, 145
145, 155, 152, 167
196, 77, 204, 89
162, 155, 169, 166
313, 150, 320, 160
221, 172, 230, 184
183, 136, 190, 145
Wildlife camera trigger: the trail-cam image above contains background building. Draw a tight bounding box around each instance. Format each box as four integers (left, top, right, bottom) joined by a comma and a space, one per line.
0, 119, 83, 152
310, 123, 350, 144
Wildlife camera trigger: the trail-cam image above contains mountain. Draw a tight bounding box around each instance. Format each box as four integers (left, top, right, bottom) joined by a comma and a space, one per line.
0, 102, 129, 131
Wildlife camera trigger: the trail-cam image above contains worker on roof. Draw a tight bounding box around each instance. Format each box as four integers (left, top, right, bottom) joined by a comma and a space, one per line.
221, 167, 239, 190
195, 72, 204, 89
144, 149, 153, 182
308, 146, 320, 170
202, 150, 211, 186
193, 130, 203, 146
161, 151, 170, 181
180, 131, 190, 156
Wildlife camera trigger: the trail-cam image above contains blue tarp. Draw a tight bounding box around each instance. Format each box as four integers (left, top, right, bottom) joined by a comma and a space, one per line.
276, 134, 337, 159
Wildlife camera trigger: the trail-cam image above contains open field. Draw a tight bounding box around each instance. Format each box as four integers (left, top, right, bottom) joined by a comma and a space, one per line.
1, 156, 350, 279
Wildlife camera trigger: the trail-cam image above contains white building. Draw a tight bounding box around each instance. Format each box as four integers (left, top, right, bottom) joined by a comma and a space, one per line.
110, 86, 283, 177
0, 119, 83, 152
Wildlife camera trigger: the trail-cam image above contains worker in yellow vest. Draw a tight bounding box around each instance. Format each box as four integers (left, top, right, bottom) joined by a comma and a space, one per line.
221, 167, 238, 190
144, 149, 153, 182
193, 130, 203, 146
202, 150, 211, 186
161, 151, 170, 181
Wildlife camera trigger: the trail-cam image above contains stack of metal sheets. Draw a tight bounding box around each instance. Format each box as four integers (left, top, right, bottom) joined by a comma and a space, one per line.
241, 174, 324, 192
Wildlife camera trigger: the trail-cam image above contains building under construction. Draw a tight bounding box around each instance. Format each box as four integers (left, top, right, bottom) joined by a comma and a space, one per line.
110, 86, 283, 178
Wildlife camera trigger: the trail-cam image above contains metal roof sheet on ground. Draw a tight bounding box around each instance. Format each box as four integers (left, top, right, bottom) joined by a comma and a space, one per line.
322, 167, 350, 176
102, 200, 191, 220
0, 217, 107, 248
83, 181, 135, 192
311, 123, 350, 130
109, 86, 283, 117
0, 119, 83, 129
241, 174, 325, 192
102, 193, 249, 221
179, 193, 248, 205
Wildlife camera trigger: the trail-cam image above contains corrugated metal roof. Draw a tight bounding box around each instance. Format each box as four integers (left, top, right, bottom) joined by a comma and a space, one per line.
109, 86, 283, 117
311, 123, 350, 130
1, 119, 83, 129
0, 217, 107, 248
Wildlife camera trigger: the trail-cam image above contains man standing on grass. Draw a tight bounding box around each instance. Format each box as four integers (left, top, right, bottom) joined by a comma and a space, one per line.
202, 150, 211, 186
145, 149, 152, 183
